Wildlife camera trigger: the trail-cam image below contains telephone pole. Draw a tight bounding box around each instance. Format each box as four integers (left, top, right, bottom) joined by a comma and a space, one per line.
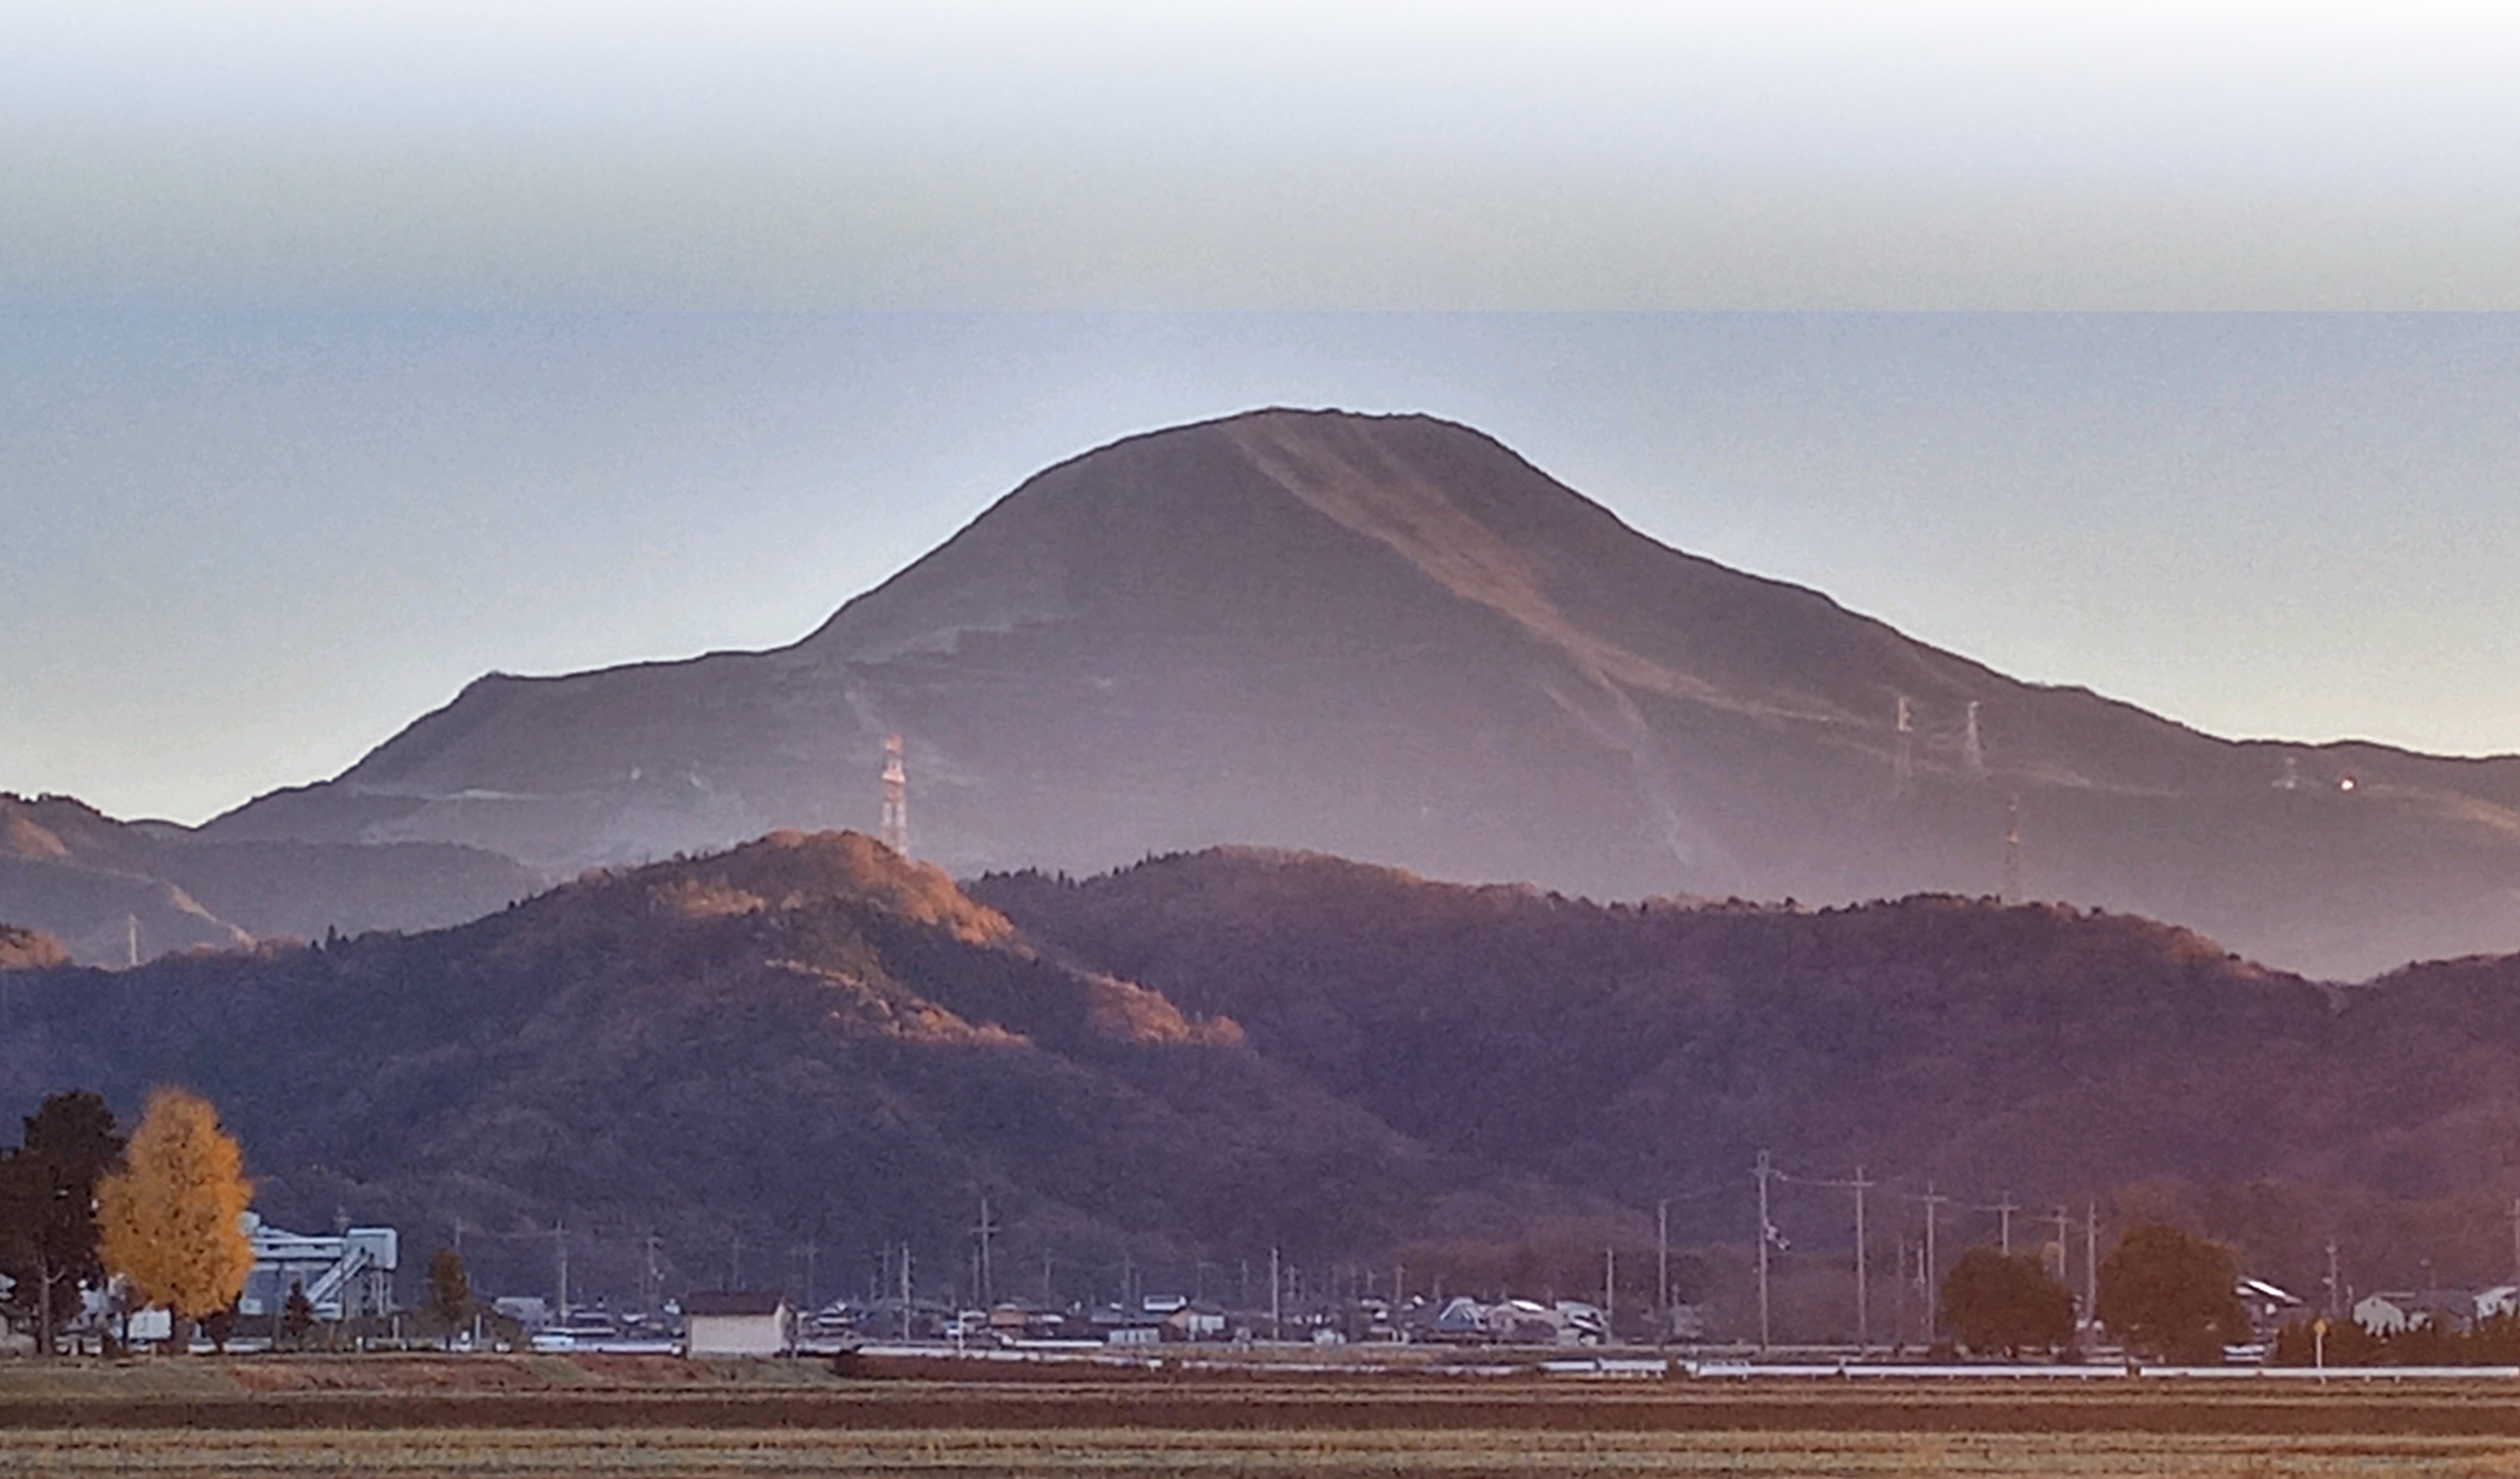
1990, 1193, 2018, 1256
2326, 1238, 2343, 1321
2047, 1207, 2072, 1288
972, 1195, 998, 1307
1754, 1151, 1776, 1352
2084, 1204, 2099, 1325
1852, 1168, 1871, 1352
1919, 1184, 1951, 1339
2002, 795, 2024, 905
1604, 1245, 1616, 1335
553, 1221, 570, 1322
1656, 1197, 1671, 1336
1802, 1166, 1876, 1352
1270, 1246, 1283, 1341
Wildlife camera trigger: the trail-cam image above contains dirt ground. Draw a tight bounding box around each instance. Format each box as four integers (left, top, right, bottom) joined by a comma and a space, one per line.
7, 1357, 2520, 1476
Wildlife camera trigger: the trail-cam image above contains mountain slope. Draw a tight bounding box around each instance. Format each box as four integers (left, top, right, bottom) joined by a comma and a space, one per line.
1, 793, 539, 966
0, 832, 1492, 1304
975, 849, 2520, 1227
202, 409, 2520, 978
16, 835, 2520, 1315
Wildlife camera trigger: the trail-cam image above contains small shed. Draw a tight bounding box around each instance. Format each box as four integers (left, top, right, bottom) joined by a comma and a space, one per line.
684, 1291, 792, 1357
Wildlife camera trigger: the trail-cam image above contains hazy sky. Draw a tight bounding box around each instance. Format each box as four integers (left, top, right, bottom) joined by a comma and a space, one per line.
6, 5, 2519, 822
7, 2, 2518, 308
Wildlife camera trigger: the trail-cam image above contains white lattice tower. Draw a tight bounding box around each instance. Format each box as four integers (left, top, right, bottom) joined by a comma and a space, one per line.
880, 733, 909, 856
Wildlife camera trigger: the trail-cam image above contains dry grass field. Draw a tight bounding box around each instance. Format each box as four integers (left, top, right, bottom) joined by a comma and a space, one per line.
8, 1357, 2520, 1476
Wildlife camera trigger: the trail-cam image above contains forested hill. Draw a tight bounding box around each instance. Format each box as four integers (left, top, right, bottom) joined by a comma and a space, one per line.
973, 850, 2520, 1226
0, 832, 1519, 1304
15, 831, 2520, 1314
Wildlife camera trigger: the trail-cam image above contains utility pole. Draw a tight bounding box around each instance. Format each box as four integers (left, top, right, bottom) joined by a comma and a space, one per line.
1992, 1192, 2018, 1256
972, 1195, 998, 1307
1920, 1184, 1950, 1339
2047, 1207, 2071, 1288
1892, 694, 1915, 799
645, 1233, 664, 1316
802, 1238, 820, 1314
2325, 1238, 2343, 1321
1852, 1168, 1870, 1352
1270, 1247, 1282, 1341
2002, 795, 2023, 906
1754, 1151, 1776, 1352
729, 1231, 742, 1291
1604, 1245, 1616, 1336
553, 1221, 570, 1322
899, 1244, 913, 1340
1656, 1198, 1671, 1335
2084, 1204, 2099, 1326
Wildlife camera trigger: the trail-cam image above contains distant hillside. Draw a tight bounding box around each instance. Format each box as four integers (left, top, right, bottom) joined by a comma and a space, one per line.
1, 793, 539, 966
975, 850, 2520, 1245
14, 832, 2520, 1319
200, 409, 2520, 980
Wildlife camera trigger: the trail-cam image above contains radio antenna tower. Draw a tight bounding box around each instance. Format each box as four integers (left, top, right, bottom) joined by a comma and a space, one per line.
879, 734, 909, 856
2002, 793, 2023, 905
1961, 700, 1987, 776
1891, 694, 1915, 799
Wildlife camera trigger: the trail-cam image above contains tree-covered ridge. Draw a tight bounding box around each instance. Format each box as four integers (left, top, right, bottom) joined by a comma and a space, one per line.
974, 850, 2520, 1257
0, 832, 1478, 1305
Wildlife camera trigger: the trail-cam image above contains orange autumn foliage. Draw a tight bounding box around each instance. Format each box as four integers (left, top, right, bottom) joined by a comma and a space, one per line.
98, 1087, 255, 1323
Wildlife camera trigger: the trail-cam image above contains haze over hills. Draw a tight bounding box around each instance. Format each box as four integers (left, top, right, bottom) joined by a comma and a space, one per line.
201, 408, 2520, 979
0, 792, 539, 967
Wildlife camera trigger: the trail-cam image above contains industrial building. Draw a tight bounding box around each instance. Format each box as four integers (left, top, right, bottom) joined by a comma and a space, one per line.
234, 1213, 399, 1322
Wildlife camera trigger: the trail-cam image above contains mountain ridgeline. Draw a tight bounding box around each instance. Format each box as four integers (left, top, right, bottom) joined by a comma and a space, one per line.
9, 834, 2520, 1314
194, 409, 2520, 981
1, 792, 539, 968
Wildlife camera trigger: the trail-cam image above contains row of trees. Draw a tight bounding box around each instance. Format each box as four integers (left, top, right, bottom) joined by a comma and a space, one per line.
1940, 1223, 2250, 1363
0, 1087, 257, 1354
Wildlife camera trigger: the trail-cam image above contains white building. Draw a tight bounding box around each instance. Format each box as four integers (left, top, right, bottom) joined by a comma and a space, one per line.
236, 1213, 398, 1321
683, 1290, 792, 1357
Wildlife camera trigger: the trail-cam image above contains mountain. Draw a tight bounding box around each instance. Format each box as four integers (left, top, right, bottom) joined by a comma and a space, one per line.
1, 792, 540, 967
198, 409, 2520, 979
976, 848, 2520, 1299
13, 834, 2520, 1316
0, 832, 1502, 1304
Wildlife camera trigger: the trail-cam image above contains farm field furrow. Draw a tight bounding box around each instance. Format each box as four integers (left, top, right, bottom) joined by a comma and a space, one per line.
7, 1428, 2520, 1478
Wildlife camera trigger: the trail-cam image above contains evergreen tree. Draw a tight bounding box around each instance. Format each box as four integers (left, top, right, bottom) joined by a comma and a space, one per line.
0, 1090, 125, 1356
97, 1088, 255, 1351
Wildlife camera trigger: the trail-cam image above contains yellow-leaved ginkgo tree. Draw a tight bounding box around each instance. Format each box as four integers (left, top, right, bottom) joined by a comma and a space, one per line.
97, 1087, 254, 1351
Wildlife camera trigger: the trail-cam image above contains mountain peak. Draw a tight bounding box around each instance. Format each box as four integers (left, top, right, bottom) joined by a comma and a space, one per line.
196, 411, 2520, 979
